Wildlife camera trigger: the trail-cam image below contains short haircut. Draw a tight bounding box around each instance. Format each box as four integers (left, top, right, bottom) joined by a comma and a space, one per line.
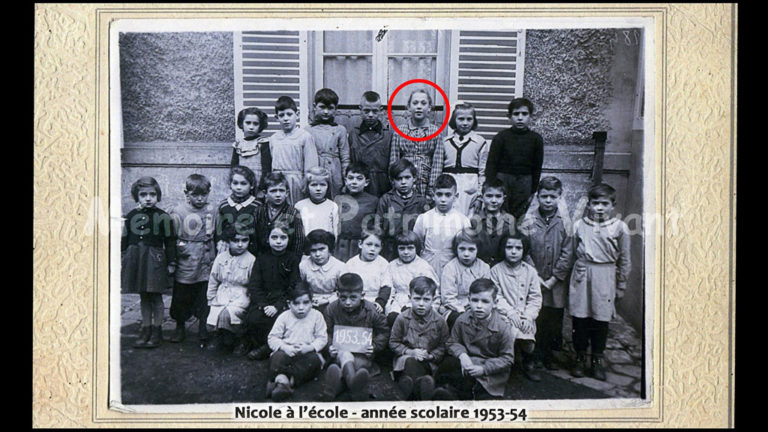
361, 90, 381, 104
222, 221, 253, 241
229, 165, 257, 189
395, 231, 422, 255
469, 278, 497, 298
407, 87, 433, 107
262, 171, 290, 191
305, 229, 335, 253
184, 173, 211, 195
131, 176, 162, 202
537, 176, 563, 193
236, 107, 269, 132
359, 230, 382, 242
588, 183, 617, 204
448, 103, 479, 131
452, 228, 480, 255
337, 272, 364, 293
481, 178, 507, 195
305, 166, 331, 187
275, 95, 298, 113
409, 276, 437, 296
497, 231, 532, 261
289, 282, 313, 302
434, 174, 457, 191
507, 98, 534, 116
314, 88, 339, 106
345, 161, 371, 180
389, 158, 418, 180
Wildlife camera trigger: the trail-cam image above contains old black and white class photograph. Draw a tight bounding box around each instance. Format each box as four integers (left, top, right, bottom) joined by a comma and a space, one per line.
111, 17, 651, 408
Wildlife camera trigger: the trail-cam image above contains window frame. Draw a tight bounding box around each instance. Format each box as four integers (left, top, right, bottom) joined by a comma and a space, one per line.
311, 30, 450, 110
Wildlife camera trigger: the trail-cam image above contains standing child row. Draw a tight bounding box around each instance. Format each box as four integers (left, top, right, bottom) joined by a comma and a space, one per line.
231, 90, 541, 219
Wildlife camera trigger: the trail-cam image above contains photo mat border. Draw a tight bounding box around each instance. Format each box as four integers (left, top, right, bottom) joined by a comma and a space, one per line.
31, 3, 736, 428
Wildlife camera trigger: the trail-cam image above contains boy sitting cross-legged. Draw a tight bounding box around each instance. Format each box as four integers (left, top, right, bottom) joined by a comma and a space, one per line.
433, 278, 515, 400
389, 276, 449, 401
321, 273, 390, 401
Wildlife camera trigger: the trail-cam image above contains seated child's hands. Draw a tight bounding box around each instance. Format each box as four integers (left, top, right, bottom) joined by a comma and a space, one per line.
364, 344, 375, 357
459, 353, 474, 371
282, 344, 300, 357
264, 305, 278, 317
508, 313, 523, 329
465, 365, 485, 378
300, 343, 315, 354
409, 348, 428, 361
328, 345, 339, 358
520, 318, 534, 335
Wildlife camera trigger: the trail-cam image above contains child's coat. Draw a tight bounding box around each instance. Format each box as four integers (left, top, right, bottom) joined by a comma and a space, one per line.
440, 257, 491, 314
308, 123, 350, 197
569, 217, 631, 322
389, 307, 449, 372
206, 250, 255, 326
446, 309, 516, 397
490, 260, 542, 341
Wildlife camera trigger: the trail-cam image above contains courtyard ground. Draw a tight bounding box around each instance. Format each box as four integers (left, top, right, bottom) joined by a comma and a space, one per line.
118, 293, 644, 405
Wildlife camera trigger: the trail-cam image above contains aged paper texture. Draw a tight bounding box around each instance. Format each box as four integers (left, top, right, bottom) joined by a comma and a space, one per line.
33, 3, 736, 427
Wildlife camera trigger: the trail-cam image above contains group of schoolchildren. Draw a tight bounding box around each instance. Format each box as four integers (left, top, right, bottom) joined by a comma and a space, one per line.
121, 87, 632, 402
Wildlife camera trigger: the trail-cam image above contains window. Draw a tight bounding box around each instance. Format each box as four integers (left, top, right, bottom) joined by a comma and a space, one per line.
311, 30, 449, 111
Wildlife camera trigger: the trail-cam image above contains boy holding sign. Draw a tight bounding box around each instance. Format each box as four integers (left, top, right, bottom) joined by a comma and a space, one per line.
321, 273, 389, 401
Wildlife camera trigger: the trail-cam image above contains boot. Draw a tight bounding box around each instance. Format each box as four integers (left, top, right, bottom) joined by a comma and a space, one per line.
432, 385, 457, 400
132, 326, 151, 349
342, 362, 356, 388
542, 355, 557, 371
271, 375, 293, 402
247, 344, 272, 361
265, 380, 276, 398
522, 356, 542, 382
397, 376, 414, 400
169, 322, 185, 343
415, 375, 435, 400
348, 368, 370, 401
571, 352, 587, 378
320, 364, 343, 401
591, 355, 607, 381
145, 326, 162, 349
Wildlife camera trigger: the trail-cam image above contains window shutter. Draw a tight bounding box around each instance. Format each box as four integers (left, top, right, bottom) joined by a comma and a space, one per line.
234, 31, 307, 137
451, 30, 525, 142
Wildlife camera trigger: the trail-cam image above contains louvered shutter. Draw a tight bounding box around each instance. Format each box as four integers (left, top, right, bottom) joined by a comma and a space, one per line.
450, 30, 525, 141
234, 31, 308, 137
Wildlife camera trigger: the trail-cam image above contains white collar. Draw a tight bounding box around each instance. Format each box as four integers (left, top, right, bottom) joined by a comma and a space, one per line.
227, 195, 256, 210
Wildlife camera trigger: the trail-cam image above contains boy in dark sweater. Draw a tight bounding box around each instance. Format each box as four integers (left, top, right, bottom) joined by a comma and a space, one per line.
485, 98, 544, 220
375, 158, 429, 261
334, 161, 379, 262
321, 273, 389, 401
